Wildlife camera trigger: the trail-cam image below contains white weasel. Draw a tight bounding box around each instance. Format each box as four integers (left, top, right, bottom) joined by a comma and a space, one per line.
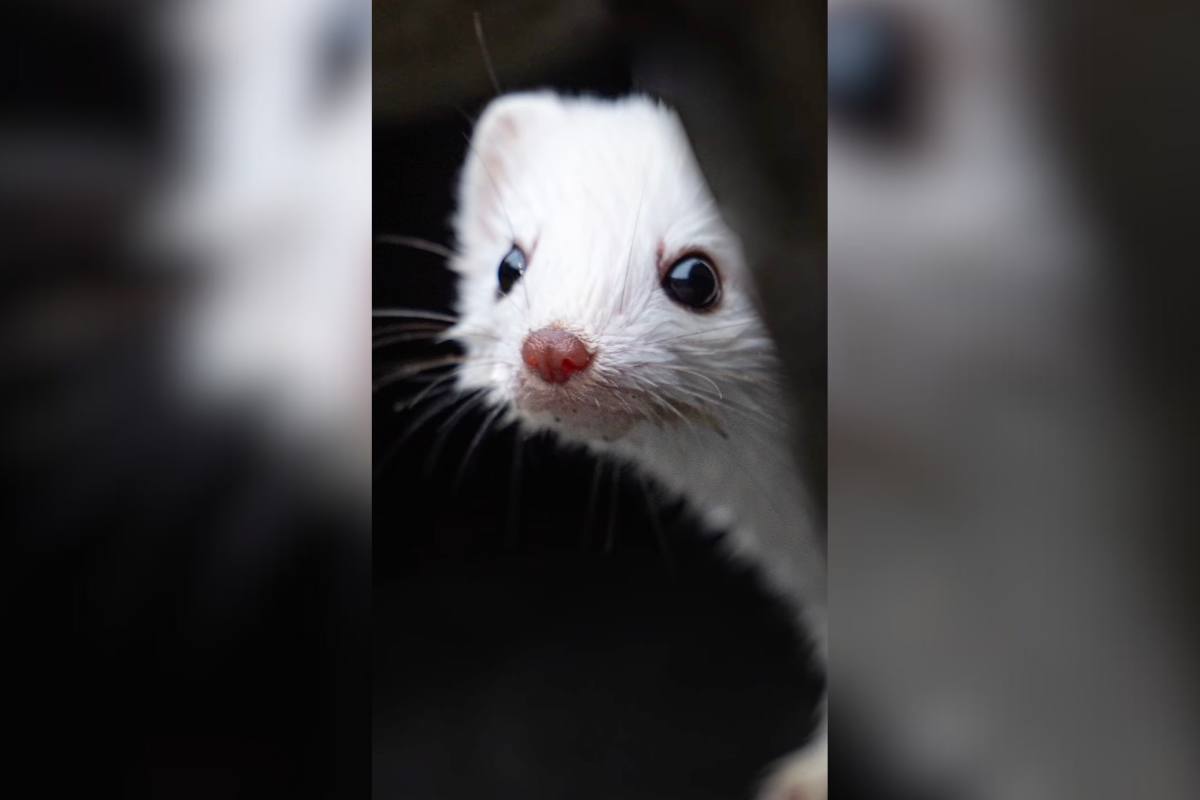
449, 91, 827, 800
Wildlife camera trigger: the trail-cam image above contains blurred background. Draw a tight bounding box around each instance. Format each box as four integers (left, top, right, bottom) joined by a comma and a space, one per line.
4, 0, 369, 796
5, 0, 1200, 798
826, 1, 1200, 798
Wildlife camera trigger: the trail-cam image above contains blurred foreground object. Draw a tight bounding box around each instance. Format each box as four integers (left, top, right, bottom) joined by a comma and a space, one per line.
158, 0, 372, 488
827, 0, 1200, 797
4, 1, 369, 796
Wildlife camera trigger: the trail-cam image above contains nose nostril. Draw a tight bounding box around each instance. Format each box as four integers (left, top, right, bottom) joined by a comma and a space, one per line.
522, 327, 593, 384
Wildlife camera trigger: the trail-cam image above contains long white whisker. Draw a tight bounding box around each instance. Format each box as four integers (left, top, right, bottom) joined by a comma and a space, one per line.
373, 320, 449, 334
637, 475, 676, 576
618, 171, 649, 319
646, 364, 725, 399
472, 11, 503, 96
372, 356, 465, 391
504, 433, 524, 549
373, 330, 457, 348
604, 462, 621, 554
582, 458, 605, 548
393, 372, 459, 412
640, 320, 761, 346
425, 391, 492, 475
375, 234, 459, 260
374, 388, 478, 478
373, 308, 459, 323
454, 403, 507, 488
399, 388, 481, 446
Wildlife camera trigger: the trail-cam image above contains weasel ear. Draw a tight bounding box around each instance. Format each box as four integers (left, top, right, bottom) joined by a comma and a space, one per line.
457, 91, 559, 242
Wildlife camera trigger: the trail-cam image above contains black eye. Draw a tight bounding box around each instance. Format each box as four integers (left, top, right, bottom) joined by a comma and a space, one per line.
497, 245, 527, 296
829, 7, 915, 137
662, 255, 720, 310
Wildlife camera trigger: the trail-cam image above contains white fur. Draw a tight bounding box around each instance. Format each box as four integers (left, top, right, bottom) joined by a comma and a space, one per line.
450, 92, 826, 797
154, 0, 371, 490
829, 2, 1200, 797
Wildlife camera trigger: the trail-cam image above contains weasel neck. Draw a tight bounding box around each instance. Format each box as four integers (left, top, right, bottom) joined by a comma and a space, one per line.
609, 402, 826, 649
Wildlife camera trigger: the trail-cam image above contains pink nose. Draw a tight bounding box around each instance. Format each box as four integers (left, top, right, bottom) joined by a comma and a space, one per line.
521, 328, 593, 384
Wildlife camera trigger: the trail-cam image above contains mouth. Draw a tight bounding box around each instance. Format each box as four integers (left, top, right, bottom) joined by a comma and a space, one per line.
513, 373, 639, 440
512, 372, 722, 441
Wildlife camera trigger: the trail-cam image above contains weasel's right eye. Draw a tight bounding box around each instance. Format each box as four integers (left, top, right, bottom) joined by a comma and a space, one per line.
663, 255, 720, 310
497, 245, 526, 296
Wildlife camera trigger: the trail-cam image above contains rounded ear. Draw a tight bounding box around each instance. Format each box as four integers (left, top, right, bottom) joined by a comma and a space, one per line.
456, 91, 561, 242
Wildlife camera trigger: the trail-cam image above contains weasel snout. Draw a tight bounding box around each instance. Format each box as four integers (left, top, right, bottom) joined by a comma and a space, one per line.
521, 327, 593, 385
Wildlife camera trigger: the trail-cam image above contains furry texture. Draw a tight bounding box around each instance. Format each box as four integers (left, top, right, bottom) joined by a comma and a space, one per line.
161, 0, 371, 487
450, 92, 826, 798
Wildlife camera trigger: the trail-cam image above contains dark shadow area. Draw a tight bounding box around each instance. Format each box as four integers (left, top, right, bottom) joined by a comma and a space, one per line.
4, 3, 369, 797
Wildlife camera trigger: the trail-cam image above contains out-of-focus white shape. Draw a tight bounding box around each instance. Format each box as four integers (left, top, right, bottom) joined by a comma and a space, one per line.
829, 0, 1199, 797
150, 0, 370, 493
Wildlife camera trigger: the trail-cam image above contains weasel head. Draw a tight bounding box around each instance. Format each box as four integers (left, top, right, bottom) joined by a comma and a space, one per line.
450, 92, 776, 446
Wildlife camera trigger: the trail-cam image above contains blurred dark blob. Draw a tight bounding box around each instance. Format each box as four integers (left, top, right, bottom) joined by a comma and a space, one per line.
2, 2, 368, 797
313, 0, 371, 113
828, 5, 918, 141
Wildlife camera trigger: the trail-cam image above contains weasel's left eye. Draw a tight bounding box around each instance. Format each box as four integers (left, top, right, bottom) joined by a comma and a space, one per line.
662, 255, 720, 310
497, 245, 526, 296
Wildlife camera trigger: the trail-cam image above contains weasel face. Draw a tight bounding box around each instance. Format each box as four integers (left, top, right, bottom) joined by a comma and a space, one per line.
449, 93, 776, 445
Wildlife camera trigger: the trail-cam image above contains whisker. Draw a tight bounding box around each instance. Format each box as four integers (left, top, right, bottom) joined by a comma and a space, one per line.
582, 459, 605, 549
587, 371, 640, 417
638, 372, 761, 439
375, 234, 459, 261
644, 364, 724, 399
604, 462, 620, 554
638, 475, 676, 577
635, 379, 699, 435
665, 383, 784, 432
393, 372, 459, 412
374, 319, 500, 345
450, 102, 478, 128
372, 330, 456, 349
395, 386, 458, 419
472, 11, 503, 96
622, 356, 781, 391
374, 388, 475, 478
617, 170, 649, 320
425, 391, 492, 475
372, 355, 464, 391
373, 321, 448, 333
373, 328, 449, 347
401, 388, 481, 446
640, 320, 761, 346
373, 308, 459, 323
453, 403, 507, 489
444, 324, 504, 343
394, 369, 465, 386
505, 433, 524, 549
